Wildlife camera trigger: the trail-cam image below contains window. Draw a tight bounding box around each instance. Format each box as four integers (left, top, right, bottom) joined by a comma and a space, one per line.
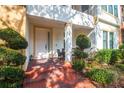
103, 31, 108, 49
102, 5, 107, 11
114, 5, 118, 17
101, 5, 118, 17
81, 5, 89, 12
109, 32, 114, 49
108, 5, 113, 14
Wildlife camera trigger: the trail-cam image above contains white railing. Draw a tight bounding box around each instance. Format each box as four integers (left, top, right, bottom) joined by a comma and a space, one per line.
26, 5, 94, 28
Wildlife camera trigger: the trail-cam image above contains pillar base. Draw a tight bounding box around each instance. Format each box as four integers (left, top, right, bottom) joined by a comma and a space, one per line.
63, 61, 72, 68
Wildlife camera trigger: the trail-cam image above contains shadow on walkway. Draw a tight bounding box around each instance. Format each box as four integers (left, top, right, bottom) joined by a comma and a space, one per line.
23, 58, 96, 88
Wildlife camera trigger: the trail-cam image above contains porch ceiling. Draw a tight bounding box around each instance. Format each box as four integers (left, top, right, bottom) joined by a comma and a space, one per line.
28, 15, 93, 31
28, 15, 65, 28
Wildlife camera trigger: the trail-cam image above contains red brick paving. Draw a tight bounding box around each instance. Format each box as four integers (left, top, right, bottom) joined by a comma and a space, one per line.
23, 58, 96, 88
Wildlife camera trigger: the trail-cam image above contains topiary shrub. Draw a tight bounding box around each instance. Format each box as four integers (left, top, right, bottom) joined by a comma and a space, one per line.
0, 28, 28, 88
73, 34, 91, 60
95, 49, 112, 64
0, 81, 23, 88
0, 47, 26, 66
0, 28, 28, 50
0, 66, 24, 81
72, 59, 86, 72
76, 34, 91, 50
73, 48, 88, 59
119, 44, 124, 49
86, 68, 116, 85
0, 66, 24, 88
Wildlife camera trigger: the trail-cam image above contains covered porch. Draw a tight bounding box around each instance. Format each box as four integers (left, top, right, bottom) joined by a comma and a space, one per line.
27, 15, 94, 62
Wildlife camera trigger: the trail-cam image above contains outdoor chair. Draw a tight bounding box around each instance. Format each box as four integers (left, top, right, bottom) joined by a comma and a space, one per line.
57, 49, 62, 59
62, 48, 65, 58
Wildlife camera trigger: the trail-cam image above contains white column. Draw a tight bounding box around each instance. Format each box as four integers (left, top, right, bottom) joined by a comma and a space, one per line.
64, 23, 72, 62
23, 16, 29, 71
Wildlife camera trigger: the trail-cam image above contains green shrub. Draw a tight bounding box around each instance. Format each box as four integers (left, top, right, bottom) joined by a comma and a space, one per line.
116, 64, 124, 71
76, 34, 91, 50
72, 59, 85, 72
0, 28, 28, 50
73, 48, 88, 59
119, 44, 124, 49
0, 81, 22, 88
95, 49, 112, 64
110, 49, 122, 65
0, 66, 24, 88
0, 27, 28, 88
0, 66, 24, 81
0, 47, 26, 66
120, 49, 124, 60
86, 68, 115, 85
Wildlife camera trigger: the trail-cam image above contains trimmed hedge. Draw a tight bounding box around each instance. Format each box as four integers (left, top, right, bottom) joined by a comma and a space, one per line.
95, 49, 112, 64
73, 48, 88, 59
86, 68, 115, 85
120, 49, 124, 60
119, 44, 124, 49
0, 47, 26, 66
76, 34, 91, 50
72, 59, 86, 72
0, 66, 24, 81
0, 81, 23, 88
110, 49, 122, 65
0, 66, 24, 88
0, 28, 28, 88
0, 28, 28, 50
95, 49, 122, 64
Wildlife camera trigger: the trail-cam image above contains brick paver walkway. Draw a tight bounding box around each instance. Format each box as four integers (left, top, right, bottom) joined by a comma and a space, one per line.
23, 58, 96, 88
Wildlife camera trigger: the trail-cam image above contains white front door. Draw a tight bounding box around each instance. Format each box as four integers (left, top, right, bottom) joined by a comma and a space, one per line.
35, 28, 49, 59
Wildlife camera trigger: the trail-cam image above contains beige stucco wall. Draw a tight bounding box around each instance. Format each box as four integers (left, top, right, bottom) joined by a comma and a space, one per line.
0, 5, 26, 36
99, 22, 119, 32
0, 6, 28, 70
98, 10, 120, 26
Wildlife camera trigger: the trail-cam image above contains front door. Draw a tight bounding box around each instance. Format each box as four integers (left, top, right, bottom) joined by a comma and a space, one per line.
35, 28, 49, 59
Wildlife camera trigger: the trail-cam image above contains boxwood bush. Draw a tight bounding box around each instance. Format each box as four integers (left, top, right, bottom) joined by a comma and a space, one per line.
0, 66, 24, 81
0, 66, 24, 88
120, 49, 124, 60
119, 44, 124, 49
110, 49, 122, 65
73, 48, 88, 59
0, 81, 23, 88
0, 28, 28, 88
0, 28, 28, 50
0, 47, 26, 66
76, 34, 91, 50
86, 68, 115, 85
95, 49, 112, 64
72, 59, 86, 72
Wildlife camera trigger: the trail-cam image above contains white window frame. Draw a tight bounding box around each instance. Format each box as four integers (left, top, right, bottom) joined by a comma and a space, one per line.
101, 5, 118, 17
